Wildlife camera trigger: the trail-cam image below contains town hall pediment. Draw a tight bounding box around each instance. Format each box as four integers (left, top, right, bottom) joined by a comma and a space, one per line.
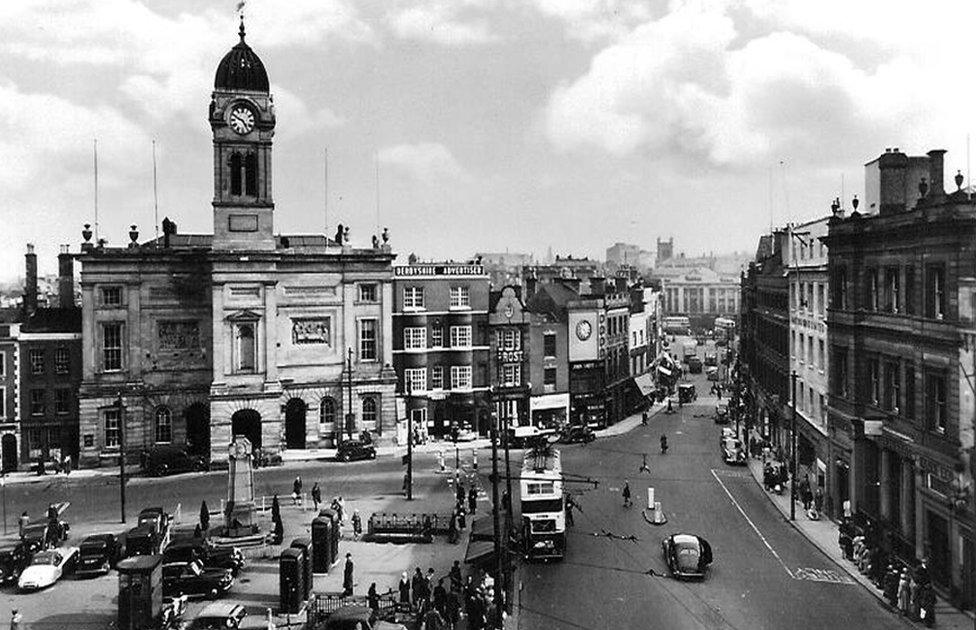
226, 309, 262, 322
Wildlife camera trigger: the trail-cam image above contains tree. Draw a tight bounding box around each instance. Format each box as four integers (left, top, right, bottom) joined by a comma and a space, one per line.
273, 518, 284, 545
200, 500, 210, 531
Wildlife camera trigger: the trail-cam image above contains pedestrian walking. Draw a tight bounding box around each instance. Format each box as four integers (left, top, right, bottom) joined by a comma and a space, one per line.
666, 398, 674, 414
918, 581, 936, 627
17, 512, 28, 540
292, 475, 303, 505
639, 454, 651, 474
352, 509, 363, 539
368, 583, 379, 612
424, 606, 446, 630
456, 482, 465, 506
642, 410, 648, 425
433, 577, 448, 614
883, 565, 899, 606
814, 488, 824, 514
897, 569, 910, 614
412, 567, 427, 611
449, 560, 463, 593
447, 587, 461, 629
311, 483, 322, 512
448, 510, 458, 544
398, 572, 411, 606
10, 609, 21, 630
622, 479, 632, 507
342, 553, 354, 596
468, 485, 478, 515
457, 505, 467, 530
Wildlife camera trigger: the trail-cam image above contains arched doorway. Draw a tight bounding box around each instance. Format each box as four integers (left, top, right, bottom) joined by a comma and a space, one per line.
185, 403, 211, 457
284, 398, 307, 450
1, 434, 16, 473
231, 409, 262, 450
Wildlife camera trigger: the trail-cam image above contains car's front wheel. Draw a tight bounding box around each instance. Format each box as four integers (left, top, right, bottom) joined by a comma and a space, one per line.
209, 587, 219, 599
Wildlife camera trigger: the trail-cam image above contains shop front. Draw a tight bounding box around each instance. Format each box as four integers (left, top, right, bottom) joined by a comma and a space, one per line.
530, 392, 569, 429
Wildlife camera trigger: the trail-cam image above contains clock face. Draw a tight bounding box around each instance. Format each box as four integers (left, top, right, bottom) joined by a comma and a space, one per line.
575, 320, 592, 341
504, 303, 514, 319
228, 106, 255, 134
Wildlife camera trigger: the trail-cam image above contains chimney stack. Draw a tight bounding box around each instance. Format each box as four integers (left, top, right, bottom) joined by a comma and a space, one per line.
24, 243, 37, 315
614, 276, 628, 294
525, 273, 538, 299
58, 245, 75, 308
590, 276, 606, 296
927, 149, 946, 199
878, 149, 909, 215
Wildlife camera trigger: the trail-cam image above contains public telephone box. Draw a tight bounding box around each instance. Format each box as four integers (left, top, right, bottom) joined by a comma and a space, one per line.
290, 537, 313, 598
311, 516, 334, 573
117, 554, 162, 630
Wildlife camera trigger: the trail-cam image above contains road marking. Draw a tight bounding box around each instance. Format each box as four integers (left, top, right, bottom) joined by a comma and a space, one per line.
792, 567, 855, 585
711, 469, 751, 479
710, 468, 793, 578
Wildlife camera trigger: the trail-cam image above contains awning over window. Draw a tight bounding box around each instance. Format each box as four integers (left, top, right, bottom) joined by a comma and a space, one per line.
634, 373, 656, 396
464, 540, 495, 565
657, 365, 673, 377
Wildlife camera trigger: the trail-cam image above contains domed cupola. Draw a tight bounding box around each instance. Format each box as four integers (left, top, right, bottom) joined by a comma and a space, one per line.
214, 20, 269, 93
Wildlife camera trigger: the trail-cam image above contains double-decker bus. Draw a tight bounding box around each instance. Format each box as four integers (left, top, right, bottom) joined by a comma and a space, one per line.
663, 315, 691, 335
520, 446, 565, 561
714, 317, 736, 343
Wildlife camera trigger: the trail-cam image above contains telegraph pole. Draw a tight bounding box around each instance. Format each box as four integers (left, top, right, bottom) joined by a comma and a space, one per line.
790, 371, 798, 521
406, 380, 413, 501
117, 392, 127, 524
489, 409, 504, 628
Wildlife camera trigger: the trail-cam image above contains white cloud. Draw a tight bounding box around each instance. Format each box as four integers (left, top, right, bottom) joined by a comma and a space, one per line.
273, 85, 346, 136
530, 0, 651, 42
379, 142, 467, 181
544, 0, 976, 169
387, 2, 496, 45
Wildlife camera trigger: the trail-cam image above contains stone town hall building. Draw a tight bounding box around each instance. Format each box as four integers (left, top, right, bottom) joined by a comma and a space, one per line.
76, 23, 397, 467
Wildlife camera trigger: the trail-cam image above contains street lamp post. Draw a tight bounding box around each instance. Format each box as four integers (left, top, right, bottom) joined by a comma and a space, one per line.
406, 380, 413, 501
790, 370, 798, 521
489, 408, 504, 629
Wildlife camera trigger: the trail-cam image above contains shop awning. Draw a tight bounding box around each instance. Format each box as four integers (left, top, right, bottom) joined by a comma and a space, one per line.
471, 516, 494, 542
657, 365, 673, 377
464, 540, 495, 565
633, 373, 656, 396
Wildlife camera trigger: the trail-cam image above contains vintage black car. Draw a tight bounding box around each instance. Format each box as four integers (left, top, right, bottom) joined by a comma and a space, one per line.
661, 533, 713, 579
163, 541, 245, 575
143, 445, 208, 477
678, 383, 697, 404
77, 533, 120, 576
558, 425, 596, 444
714, 403, 729, 424
125, 525, 161, 557
704, 352, 718, 367
336, 440, 376, 462
0, 542, 30, 584
138, 507, 170, 536
687, 356, 703, 373
162, 560, 234, 599
21, 523, 51, 554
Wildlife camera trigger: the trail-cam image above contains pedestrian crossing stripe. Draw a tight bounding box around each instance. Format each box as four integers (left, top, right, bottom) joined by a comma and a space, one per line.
791, 567, 855, 584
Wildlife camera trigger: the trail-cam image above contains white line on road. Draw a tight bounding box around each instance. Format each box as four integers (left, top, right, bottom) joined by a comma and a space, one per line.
710, 468, 793, 578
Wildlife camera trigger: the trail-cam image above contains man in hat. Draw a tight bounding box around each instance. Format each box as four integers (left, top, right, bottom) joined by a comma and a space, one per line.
10, 610, 21, 630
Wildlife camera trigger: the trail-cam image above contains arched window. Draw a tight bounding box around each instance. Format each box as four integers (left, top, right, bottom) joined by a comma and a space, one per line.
362, 396, 377, 425
155, 407, 172, 443
229, 152, 243, 195
236, 323, 256, 372
244, 153, 258, 196
319, 397, 336, 425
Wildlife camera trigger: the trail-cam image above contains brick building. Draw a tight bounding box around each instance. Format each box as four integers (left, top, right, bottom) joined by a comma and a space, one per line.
393, 263, 490, 437
524, 282, 572, 428
488, 286, 531, 429
824, 148, 975, 607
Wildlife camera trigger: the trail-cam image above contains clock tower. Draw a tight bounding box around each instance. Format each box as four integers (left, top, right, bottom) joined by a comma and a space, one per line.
210, 20, 275, 250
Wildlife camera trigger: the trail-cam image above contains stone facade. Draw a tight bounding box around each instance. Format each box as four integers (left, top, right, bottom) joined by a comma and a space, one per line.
76, 27, 397, 468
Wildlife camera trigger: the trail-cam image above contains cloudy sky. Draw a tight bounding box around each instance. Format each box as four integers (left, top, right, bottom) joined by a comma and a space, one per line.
0, 0, 970, 280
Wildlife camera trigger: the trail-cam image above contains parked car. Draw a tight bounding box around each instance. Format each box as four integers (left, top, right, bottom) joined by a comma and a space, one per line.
677, 384, 697, 404
143, 445, 209, 477
17, 546, 79, 591
507, 425, 557, 448
714, 403, 729, 424
138, 507, 171, 536
558, 425, 595, 444
125, 525, 161, 557
253, 447, 283, 468
704, 352, 718, 367
322, 605, 408, 630
706, 366, 720, 381
0, 543, 31, 585
162, 560, 234, 599
77, 534, 120, 576
187, 602, 247, 630
721, 437, 747, 466
21, 524, 50, 554
686, 356, 703, 374
336, 440, 376, 462
661, 534, 713, 579
163, 541, 245, 575
720, 427, 736, 446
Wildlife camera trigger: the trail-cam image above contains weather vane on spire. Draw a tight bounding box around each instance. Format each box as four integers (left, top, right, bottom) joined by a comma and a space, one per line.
237, 1, 246, 40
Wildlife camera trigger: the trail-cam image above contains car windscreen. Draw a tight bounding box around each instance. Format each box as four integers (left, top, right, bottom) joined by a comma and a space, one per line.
675, 544, 701, 572
80, 541, 107, 552
31, 552, 59, 566
187, 619, 230, 630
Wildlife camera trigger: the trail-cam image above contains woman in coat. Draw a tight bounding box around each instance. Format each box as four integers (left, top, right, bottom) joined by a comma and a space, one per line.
897, 569, 910, 614
398, 572, 411, 605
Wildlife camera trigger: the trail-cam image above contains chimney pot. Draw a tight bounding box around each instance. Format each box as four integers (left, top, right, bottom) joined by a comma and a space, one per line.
927, 149, 946, 198
24, 244, 38, 315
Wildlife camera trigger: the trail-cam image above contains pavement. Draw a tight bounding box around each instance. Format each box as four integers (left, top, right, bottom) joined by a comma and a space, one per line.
744, 456, 975, 630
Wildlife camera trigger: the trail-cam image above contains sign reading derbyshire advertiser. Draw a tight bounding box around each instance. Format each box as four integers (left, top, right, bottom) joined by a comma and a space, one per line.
394, 265, 485, 277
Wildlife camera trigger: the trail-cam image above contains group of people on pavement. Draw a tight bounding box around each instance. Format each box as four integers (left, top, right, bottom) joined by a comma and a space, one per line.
387, 563, 466, 629
446, 479, 478, 544
838, 518, 937, 625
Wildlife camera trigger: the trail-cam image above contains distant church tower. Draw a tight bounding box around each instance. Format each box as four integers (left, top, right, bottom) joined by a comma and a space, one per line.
210, 19, 276, 250
656, 237, 674, 264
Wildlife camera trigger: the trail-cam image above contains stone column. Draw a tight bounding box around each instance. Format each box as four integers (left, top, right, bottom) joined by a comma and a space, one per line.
902, 458, 916, 546
263, 283, 278, 382
211, 285, 225, 381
